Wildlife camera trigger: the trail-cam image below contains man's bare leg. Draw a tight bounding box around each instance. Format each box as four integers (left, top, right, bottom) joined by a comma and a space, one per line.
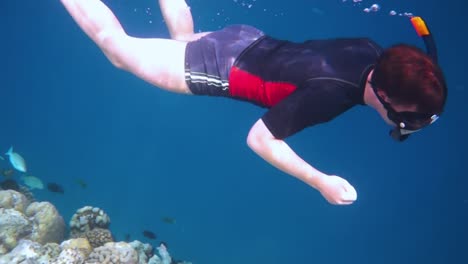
60, 0, 191, 94
159, 0, 210, 41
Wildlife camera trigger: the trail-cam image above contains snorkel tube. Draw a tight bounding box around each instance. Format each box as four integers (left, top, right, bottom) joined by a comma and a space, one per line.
389, 16, 441, 141
410, 16, 438, 63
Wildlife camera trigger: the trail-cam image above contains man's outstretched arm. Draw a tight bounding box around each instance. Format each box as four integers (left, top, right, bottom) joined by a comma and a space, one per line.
247, 119, 358, 205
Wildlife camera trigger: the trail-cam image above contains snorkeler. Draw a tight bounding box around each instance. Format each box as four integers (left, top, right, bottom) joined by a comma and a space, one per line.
59, 0, 447, 205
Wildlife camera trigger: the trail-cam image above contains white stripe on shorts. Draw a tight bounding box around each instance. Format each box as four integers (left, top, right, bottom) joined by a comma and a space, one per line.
185, 71, 229, 90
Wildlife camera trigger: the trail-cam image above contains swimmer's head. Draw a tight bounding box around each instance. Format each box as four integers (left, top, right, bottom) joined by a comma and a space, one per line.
371, 44, 447, 140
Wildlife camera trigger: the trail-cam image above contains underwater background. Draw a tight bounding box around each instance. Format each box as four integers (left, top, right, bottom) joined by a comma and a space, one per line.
1, 0, 467, 263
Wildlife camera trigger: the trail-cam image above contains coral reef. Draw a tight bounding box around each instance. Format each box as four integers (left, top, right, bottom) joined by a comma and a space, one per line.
0, 190, 65, 254
129, 240, 154, 264
0, 240, 61, 264
0, 238, 191, 264
69, 206, 111, 238
61, 238, 93, 257
85, 242, 138, 264
0, 179, 35, 203
42, 243, 62, 261
0, 191, 193, 264
0, 208, 31, 254
54, 248, 86, 264
85, 228, 114, 248
0, 189, 30, 212
25, 202, 66, 244
147, 243, 173, 264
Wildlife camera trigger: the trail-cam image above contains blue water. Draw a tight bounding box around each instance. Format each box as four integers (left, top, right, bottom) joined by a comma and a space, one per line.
1, 0, 467, 263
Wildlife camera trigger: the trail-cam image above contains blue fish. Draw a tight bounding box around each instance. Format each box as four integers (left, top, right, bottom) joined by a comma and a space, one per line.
5, 146, 27, 173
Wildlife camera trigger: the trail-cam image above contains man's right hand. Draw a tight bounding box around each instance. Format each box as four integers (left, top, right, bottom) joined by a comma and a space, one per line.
317, 175, 358, 205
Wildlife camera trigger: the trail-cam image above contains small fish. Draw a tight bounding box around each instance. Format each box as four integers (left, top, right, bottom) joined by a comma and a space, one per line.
5, 146, 27, 173
142, 230, 157, 240
161, 216, 176, 224
76, 179, 87, 189
21, 175, 44, 190
47, 182, 65, 194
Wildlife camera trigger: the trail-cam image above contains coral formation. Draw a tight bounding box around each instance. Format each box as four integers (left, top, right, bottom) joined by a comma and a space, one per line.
0, 239, 44, 264
0, 189, 30, 212
0, 240, 61, 264
25, 202, 66, 244
69, 206, 111, 238
42, 243, 62, 262
0, 190, 65, 254
53, 248, 87, 264
0, 191, 193, 264
85, 242, 138, 264
60, 238, 93, 257
0, 208, 31, 254
85, 228, 114, 248
0, 180, 35, 203
148, 243, 173, 264
129, 240, 154, 264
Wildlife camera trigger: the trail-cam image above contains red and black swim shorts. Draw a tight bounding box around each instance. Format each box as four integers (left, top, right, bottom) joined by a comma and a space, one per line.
184, 24, 264, 97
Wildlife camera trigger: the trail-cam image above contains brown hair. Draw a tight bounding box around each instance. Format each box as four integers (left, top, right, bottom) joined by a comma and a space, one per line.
371, 44, 447, 115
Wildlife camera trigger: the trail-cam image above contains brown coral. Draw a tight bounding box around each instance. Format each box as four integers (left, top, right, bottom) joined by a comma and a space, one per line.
85, 228, 114, 248
69, 206, 111, 238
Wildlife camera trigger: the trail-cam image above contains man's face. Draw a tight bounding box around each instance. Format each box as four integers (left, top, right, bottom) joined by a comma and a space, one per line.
375, 89, 419, 128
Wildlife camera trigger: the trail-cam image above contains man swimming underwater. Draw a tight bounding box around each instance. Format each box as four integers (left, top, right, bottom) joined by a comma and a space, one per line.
60, 0, 447, 205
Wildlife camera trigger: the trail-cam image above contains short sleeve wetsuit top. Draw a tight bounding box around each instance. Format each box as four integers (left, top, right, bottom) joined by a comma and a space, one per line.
228, 35, 383, 139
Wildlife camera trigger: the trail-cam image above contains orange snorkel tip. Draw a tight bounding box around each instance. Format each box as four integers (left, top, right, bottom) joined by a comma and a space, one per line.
411, 16, 430, 37
409, 16, 438, 63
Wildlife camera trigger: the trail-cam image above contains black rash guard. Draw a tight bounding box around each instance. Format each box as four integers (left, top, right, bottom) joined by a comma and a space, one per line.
228, 35, 383, 139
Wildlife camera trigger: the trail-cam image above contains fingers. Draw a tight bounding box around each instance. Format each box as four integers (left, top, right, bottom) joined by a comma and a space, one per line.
322, 175, 358, 205
340, 181, 357, 205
